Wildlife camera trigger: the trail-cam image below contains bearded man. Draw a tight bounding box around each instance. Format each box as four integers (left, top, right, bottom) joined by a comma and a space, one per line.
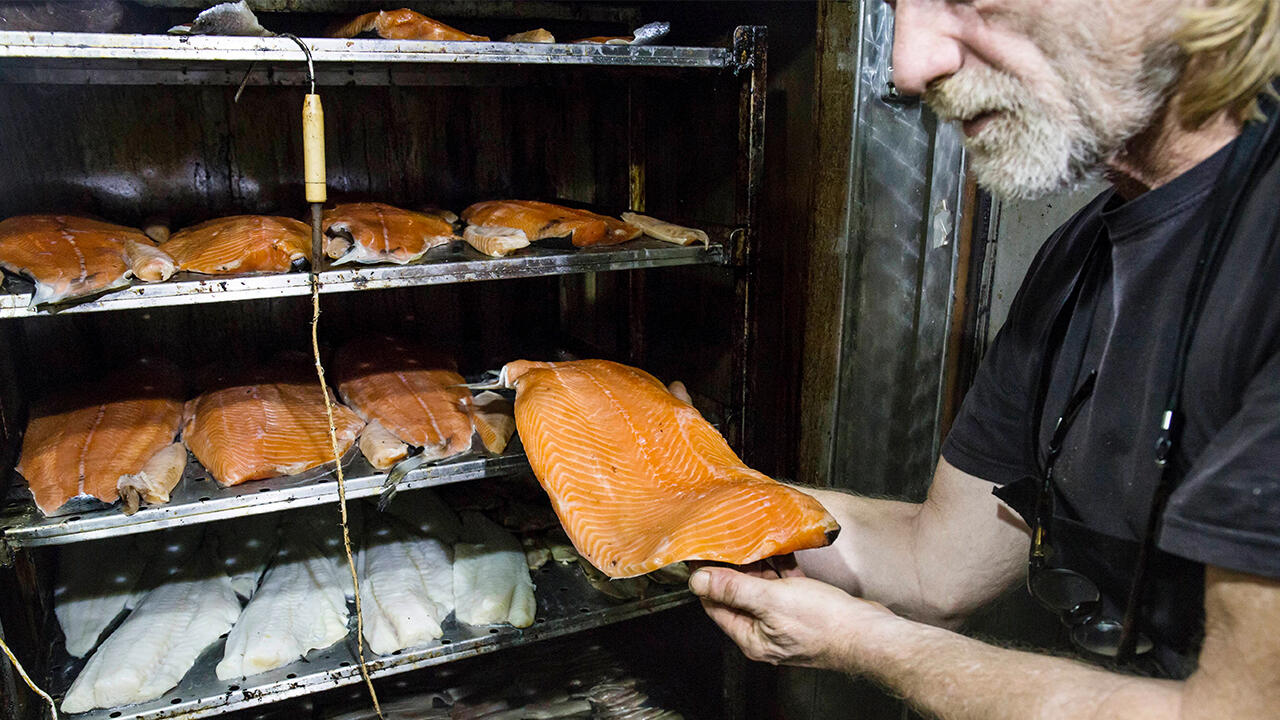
690, 0, 1280, 716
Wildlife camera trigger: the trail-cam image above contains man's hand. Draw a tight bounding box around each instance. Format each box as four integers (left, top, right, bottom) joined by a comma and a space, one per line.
689, 566, 901, 670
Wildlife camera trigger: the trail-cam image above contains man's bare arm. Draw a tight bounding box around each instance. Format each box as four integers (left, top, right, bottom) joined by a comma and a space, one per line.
690, 566, 1280, 719
793, 457, 1029, 626
843, 566, 1280, 720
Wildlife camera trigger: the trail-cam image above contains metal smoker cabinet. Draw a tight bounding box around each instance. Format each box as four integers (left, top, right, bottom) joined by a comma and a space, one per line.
0, 17, 766, 720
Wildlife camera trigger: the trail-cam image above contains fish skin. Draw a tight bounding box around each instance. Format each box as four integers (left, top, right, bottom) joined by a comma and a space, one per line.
453, 511, 536, 628
161, 215, 311, 275
336, 337, 473, 468
469, 391, 515, 454
322, 202, 456, 266
183, 368, 364, 487
502, 359, 840, 578
461, 201, 641, 248
17, 359, 184, 516
331, 9, 489, 41
60, 560, 241, 714
216, 523, 349, 680
117, 441, 188, 515
0, 215, 169, 305
461, 225, 530, 258
359, 516, 455, 655
54, 536, 151, 659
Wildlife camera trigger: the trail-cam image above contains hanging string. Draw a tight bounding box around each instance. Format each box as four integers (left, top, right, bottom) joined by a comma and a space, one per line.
0, 634, 58, 720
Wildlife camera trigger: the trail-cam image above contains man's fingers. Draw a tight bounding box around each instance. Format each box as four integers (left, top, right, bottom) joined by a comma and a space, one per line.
689, 567, 773, 614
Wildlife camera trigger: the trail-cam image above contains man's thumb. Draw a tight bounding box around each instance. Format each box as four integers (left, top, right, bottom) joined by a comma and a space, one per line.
689, 567, 768, 613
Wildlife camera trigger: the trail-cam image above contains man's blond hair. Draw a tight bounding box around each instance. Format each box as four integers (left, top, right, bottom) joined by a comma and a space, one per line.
1178, 0, 1280, 125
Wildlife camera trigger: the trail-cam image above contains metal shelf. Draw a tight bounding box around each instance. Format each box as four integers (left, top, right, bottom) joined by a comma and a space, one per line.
2, 440, 530, 550
0, 240, 724, 318
0, 31, 733, 68
51, 561, 694, 720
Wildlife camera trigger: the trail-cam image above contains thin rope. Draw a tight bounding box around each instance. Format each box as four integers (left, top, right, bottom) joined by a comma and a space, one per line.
0, 634, 57, 720
310, 269, 384, 718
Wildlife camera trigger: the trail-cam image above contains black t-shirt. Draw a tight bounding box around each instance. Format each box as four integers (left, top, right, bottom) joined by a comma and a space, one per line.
942, 117, 1280, 676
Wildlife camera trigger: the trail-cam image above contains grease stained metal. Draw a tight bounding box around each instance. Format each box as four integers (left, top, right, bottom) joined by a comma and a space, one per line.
45, 562, 693, 720
1, 439, 529, 548
0, 31, 733, 68
0, 241, 725, 318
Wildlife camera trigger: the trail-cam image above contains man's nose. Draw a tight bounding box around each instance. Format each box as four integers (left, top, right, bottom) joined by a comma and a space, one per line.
890, 1, 963, 97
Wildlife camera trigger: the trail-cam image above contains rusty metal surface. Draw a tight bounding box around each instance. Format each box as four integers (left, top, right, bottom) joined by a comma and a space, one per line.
44, 561, 693, 720
727, 24, 766, 463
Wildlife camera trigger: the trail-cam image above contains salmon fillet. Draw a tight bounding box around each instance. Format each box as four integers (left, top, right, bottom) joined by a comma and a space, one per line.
330, 9, 489, 41
160, 215, 311, 275
322, 203, 456, 266
0, 215, 174, 306
183, 365, 364, 486
17, 359, 184, 516
461, 200, 642, 248
335, 337, 474, 469
501, 359, 840, 578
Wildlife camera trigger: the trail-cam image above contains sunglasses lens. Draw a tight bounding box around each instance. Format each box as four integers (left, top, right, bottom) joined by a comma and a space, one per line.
1070, 620, 1154, 658
1029, 568, 1100, 613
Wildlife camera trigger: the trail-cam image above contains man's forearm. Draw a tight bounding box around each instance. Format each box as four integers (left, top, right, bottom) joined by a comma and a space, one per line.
794, 488, 931, 612
793, 459, 1029, 626
847, 615, 1182, 720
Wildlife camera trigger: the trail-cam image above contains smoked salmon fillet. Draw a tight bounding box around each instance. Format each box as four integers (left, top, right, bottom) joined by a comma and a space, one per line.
330, 9, 488, 41
183, 364, 364, 487
17, 359, 184, 516
335, 337, 476, 469
322, 202, 457, 266
160, 215, 311, 275
461, 200, 642, 249
0, 215, 174, 306
500, 359, 840, 578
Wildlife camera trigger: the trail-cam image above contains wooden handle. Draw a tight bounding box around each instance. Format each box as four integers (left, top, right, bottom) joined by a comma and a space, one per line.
303, 94, 327, 203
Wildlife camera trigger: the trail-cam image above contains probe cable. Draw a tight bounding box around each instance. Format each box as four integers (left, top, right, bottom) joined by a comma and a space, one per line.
284, 32, 384, 719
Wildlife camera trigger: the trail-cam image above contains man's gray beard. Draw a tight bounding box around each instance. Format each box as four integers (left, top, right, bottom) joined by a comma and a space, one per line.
924, 51, 1181, 202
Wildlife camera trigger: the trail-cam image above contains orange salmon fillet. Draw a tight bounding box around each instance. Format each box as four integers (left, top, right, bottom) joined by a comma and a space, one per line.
0, 215, 172, 305
183, 367, 364, 487
17, 360, 184, 516
322, 203, 456, 265
160, 216, 311, 275
335, 337, 474, 467
461, 200, 641, 248
502, 359, 840, 578
330, 9, 488, 41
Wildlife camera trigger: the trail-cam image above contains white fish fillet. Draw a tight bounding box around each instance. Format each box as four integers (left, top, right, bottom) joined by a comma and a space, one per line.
61, 564, 240, 713
453, 511, 536, 628
212, 514, 279, 599
359, 517, 455, 655
216, 528, 350, 679
54, 536, 151, 658
620, 212, 708, 246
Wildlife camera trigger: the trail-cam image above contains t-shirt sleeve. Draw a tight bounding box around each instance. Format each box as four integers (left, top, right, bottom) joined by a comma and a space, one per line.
1161, 346, 1280, 579
940, 318, 1039, 486
940, 274, 1049, 486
